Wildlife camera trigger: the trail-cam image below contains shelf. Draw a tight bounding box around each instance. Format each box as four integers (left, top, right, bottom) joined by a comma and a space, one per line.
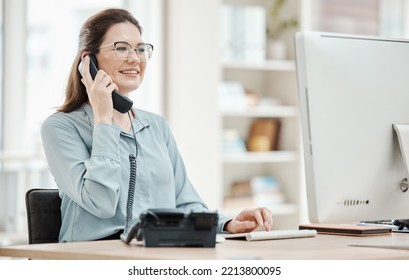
222, 60, 296, 71
219, 0, 303, 230
222, 151, 298, 163
221, 105, 298, 118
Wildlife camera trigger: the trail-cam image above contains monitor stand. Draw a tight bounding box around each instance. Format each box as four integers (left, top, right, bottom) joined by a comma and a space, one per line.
392, 124, 409, 193
357, 124, 409, 233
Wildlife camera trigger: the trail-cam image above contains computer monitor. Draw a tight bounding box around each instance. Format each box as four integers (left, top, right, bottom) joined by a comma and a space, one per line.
295, 31, 409, 224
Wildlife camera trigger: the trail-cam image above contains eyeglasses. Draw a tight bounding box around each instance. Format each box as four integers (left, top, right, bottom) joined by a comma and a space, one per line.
99, 41, 154, 61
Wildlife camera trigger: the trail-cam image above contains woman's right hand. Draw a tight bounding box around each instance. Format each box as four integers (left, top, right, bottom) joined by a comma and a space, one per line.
80, 56, 118, 124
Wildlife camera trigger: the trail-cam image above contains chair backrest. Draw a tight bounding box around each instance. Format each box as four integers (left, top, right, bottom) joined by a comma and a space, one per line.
25, 188, 62, 244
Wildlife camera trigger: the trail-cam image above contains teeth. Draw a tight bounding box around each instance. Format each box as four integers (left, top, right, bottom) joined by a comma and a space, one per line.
121, 70, 138, 74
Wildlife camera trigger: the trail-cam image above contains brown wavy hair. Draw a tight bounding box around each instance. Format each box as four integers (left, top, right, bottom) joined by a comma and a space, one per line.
59, 8, 142, 113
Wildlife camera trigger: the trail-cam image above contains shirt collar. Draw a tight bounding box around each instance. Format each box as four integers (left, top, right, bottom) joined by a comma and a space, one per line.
82, 103, 151, 134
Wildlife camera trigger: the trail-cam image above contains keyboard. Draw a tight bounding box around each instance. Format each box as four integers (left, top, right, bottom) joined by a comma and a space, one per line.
358, 220, 409, 233
221, 229, 317, 241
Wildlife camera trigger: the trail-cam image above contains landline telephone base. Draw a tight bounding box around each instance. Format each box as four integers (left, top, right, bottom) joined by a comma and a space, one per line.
121, 209, 218, 247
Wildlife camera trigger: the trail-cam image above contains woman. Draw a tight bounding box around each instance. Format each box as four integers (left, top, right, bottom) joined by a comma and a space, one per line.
41, 8, 272, 242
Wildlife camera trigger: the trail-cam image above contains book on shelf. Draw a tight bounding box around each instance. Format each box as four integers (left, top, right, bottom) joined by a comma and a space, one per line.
221, 128, 246, 153
224, 196, 254, 209
251, 176, 286, 206
220, 4, 266, 62
247, 118, 281, 151
218, 81, 246, 111
224, 176, 286, 209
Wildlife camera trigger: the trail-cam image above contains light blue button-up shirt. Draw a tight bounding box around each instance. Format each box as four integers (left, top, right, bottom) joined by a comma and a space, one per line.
41, 104, 230, 242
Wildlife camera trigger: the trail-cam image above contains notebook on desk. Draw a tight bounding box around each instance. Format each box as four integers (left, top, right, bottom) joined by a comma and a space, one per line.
222, 229, 317, 241
299, 223, 392, 236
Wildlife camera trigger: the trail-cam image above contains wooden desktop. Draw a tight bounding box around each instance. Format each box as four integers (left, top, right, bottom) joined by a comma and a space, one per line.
1, 232, 409, 260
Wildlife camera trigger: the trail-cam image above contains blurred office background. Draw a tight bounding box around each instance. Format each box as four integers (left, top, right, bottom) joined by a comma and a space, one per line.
0, 0, 408, 245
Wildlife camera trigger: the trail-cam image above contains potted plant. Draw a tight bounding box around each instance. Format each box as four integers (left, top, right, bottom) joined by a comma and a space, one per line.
266, 0, 298, 60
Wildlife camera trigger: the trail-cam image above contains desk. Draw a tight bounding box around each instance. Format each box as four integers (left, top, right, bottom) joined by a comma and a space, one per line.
1, 233, 409, 260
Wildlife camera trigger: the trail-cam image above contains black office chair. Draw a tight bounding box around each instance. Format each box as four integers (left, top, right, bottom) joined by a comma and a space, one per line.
25, 188, 61, 244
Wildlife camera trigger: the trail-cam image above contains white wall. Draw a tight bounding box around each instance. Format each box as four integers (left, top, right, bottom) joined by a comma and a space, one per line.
165, 0, 222, 210
3, 0, 26, 152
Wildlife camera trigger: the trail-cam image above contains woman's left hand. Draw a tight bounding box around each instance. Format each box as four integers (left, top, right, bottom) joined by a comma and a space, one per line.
225, 207, 273, 233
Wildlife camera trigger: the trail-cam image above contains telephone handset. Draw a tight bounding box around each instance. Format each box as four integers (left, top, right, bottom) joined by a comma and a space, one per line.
78, 54, 133, 113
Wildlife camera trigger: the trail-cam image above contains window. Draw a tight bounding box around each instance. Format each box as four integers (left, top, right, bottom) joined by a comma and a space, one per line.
310, 0, 379, 35
310, 0, 409, 38
25, 0, 126, 152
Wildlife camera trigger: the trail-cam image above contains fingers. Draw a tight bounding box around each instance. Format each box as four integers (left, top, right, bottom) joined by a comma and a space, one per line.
259, 207, 273, 231
227, 207, 273, 233
251, 208, 264, 227
83, 68, 115, 97
78, 56, 115, 123
80, 56, 113, 91
80, 56, 92, 85
226, 219, 258, 234
236, 220, 258, 233
249, 207, 273, 231
98, 72, 114, 88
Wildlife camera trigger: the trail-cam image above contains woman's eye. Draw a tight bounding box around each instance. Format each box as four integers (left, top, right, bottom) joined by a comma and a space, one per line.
116, 47, 128, 53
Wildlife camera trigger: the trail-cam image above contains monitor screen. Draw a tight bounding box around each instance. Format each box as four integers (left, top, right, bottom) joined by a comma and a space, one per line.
295, 31, 409, 223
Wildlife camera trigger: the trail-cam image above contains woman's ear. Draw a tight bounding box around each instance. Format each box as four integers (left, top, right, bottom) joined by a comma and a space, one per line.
80, 52, 91, 60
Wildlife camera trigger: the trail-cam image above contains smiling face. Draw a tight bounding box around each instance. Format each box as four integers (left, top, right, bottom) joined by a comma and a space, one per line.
96, 22, 146, 95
